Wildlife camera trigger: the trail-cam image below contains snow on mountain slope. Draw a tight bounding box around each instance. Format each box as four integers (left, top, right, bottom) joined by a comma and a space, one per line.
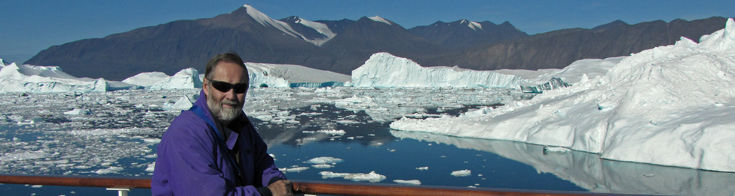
289, 17, 336, 45
368, 16, 392, 25
460, 20, 482, 31
391, 18, 735, 172
352, 52, 526, 88
246, 62, 350, 88
243, 4, 333, 45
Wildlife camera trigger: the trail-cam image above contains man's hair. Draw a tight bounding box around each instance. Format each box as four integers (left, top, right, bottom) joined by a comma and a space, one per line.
204, 52, 247, 79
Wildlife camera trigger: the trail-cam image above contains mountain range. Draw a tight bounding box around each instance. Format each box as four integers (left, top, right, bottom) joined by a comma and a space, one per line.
25, 5, 729, 81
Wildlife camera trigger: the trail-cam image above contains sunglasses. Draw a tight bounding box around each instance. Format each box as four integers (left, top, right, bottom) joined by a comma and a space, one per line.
207, 78, 249, 94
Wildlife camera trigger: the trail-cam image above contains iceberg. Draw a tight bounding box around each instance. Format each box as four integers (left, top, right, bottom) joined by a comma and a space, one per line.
0, 62, 122, 93
121, 71, 170, 87
352, 52, 526, 88
391, 18, 735, 172
147, 68, 202, 90
245, 62, 350, 88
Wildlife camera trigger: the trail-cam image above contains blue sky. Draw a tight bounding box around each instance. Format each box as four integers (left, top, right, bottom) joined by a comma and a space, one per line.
1, 0, 732, 63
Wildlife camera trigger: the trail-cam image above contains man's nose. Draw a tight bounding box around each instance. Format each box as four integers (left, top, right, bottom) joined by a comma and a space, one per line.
223, 88, 236, 99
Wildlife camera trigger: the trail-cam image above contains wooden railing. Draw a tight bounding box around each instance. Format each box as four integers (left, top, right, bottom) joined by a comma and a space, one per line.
0, 174, 631, 196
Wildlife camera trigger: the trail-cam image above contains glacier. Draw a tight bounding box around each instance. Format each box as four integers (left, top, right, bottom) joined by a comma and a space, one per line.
391, 18, 735, 172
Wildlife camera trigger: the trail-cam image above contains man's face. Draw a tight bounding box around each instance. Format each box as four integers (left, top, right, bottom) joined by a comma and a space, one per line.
203, 61, 249, 123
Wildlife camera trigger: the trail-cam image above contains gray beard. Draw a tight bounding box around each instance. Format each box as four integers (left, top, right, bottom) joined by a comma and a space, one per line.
206, 95, 241, 123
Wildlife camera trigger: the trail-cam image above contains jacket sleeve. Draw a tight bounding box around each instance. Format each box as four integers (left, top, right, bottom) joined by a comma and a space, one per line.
153, 113, 263, 196
248, 122, 287, 187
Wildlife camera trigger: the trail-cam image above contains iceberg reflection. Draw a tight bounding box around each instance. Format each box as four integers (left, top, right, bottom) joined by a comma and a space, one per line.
390, 130, 735, 196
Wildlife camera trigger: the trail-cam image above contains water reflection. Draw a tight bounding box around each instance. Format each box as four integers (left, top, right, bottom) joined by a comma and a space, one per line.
390, 130, 735, 195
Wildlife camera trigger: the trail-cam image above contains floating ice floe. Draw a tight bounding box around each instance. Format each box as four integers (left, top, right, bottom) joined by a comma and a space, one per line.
145, 163, 156, 172
451, 169, 471, 177
415, 167, 428, 171
280, 166, 309, 173
393, 179, 421, 185
94, 166, 124, 175
64, 108, 90, 115
311, 164, 334, 169
164, 96, 194, 111
303, 157, 343, 164
319, 171, 386, 182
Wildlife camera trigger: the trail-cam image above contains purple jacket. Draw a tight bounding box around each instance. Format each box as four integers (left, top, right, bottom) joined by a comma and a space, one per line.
152, 90, 286, 196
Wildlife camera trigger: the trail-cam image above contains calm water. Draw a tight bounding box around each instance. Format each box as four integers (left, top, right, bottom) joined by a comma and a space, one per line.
1, 89, 734, 196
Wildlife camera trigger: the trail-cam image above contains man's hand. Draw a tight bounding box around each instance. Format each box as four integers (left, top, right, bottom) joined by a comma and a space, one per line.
267, 180, 294, 196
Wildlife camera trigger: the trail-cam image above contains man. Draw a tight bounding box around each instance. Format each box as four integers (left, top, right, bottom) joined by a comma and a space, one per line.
152, 53, 293, 196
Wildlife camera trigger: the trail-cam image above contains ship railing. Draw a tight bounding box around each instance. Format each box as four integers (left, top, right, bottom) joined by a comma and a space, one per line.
0, 174, 643, 196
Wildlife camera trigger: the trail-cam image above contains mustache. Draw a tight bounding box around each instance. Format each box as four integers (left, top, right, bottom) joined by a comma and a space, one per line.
221, 99, 239, 105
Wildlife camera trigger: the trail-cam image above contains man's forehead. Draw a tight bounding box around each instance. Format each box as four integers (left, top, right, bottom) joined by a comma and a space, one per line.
211, 62, 249, 82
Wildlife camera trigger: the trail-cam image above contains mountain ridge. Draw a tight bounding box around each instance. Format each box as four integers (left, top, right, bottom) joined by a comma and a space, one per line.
23, 5, 731, 81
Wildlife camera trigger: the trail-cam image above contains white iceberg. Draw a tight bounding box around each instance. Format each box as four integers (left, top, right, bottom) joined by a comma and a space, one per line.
246, 62, 350, 88
0, 63, 116, 93
122, 71, 170, 87
351, 52, 526, 88
390, 18, 735, 172
147, 68, 202, 90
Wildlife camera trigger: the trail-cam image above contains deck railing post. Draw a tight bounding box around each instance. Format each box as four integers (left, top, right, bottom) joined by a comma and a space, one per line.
106, 187, 130, 196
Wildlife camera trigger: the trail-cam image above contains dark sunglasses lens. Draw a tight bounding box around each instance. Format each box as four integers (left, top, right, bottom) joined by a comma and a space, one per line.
233, 84, 248, 93
211, 81, 233, 92
211, 81, 248, 93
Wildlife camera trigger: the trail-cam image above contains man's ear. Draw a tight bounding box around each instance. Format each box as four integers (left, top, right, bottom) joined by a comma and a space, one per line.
202, 78, 210, 96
